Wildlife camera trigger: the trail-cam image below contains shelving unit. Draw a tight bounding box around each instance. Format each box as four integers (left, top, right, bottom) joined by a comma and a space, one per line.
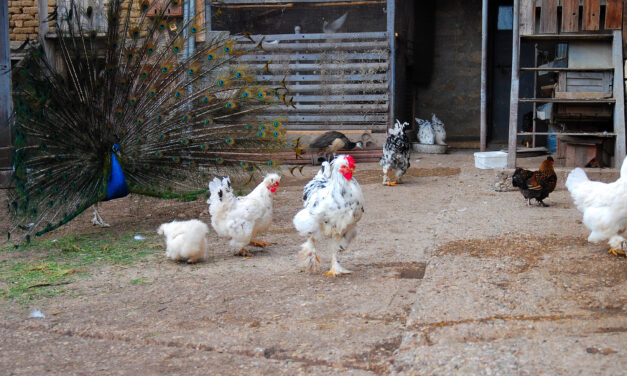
508, 0, 625, 169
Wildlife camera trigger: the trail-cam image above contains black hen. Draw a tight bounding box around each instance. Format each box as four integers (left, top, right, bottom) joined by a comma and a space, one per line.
512, 157, 557, 207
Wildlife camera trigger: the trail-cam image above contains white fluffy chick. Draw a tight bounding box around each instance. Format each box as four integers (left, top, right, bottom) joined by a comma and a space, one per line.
431, 113, 447, 145
416, 117, 434, 145
208, 173, 280, 257
157, 219, 210, 263
565, 158, 627, 256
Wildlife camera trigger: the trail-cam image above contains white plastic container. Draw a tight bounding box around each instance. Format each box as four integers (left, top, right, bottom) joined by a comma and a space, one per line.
474, 151, 507, 169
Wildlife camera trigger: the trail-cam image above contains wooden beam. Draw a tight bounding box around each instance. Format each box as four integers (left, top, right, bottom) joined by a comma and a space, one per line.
0, 0, 11, 187
604, 0, 623, 29
612, 30, 626, 168
582, 0, 601, 31
480, 0, 488, 151
386, 0, 395, 130
561, 0, 580, 32
509, 0, 521, 168
539, 0, 558, 34
519, 0, 535, 35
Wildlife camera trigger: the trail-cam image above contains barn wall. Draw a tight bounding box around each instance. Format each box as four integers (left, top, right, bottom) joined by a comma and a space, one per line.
413, 0, 483, 145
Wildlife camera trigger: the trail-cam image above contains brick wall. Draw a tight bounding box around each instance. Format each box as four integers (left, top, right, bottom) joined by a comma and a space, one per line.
8, 0, 56, 42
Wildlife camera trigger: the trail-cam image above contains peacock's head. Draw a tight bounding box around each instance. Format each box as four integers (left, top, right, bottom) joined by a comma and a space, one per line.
333, 154, 356, 181
263, 173, 281, 193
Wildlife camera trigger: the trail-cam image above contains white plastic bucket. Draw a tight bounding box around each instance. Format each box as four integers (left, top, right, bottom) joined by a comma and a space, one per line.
474, 151, 508, 169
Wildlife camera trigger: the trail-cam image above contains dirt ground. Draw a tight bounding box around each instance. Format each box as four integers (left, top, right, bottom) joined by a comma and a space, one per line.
0, 151, 625, 375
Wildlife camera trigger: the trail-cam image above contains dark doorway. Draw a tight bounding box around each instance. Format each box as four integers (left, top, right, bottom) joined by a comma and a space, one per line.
488, 1, 514, 143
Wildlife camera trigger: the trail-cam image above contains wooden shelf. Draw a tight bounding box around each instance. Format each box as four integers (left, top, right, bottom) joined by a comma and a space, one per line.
520, 67, 614, 71
517, 132, 616, 137
521, 33, 613, 41
519, 98, 615, 103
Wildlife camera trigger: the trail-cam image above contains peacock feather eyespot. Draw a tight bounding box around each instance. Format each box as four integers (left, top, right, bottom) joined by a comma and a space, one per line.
216, 157, 223, 164
226, 138, 235, 145
158, 21, 166, 30
237, 191, 243, 196
141, 0, 150, 10
217, 79, 225, 86
140, 71, 148, 79
241, 91, 249, 98
180, 138, 190, 145
248, 166, 255, 172
162, 166, 170, 173
246, 124, 253, 130
158, 133, 165, 140
202, 95, 210, 103
273, 131, 280, 137
172, 0, 180, 6
172, 44, 182, 53
137, 137, 144, 144
207, 53, 214, 60
225, 101, 234, 109
157, 114, 164, 121
188, 67, 195, 75
267, 160, 275, 166
172, 156, 181, 163
154, 151, 162, 158
182, 114, 190, 121
258, 131, 266, 138
273, 120, 281, 127
142, 163, 150, 169
146, 44, 155, 54
235, 71, 243, 79
174, 90, 182, 98
204, 118, 213, 125
187, 161, 196, 168
200, 143, 208, 150
130, 27, 140, 38
240, 161, 247, 167
190, 24, 198, 34
116, 109, 123, 117
166, 186, 172, 192
161, 65, 169, 74
259, 125, 266, 130
119, 79, 127, 87
130, 151, 137, 157
137, 118, 144, 126
129, 97, 138, 105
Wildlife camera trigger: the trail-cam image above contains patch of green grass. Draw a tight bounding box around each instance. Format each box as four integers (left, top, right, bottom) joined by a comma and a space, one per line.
0, 232, 161, 304
129, 278, 150, 285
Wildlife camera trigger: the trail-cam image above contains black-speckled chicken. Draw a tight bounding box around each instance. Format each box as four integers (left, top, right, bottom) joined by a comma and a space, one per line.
380, 120, 411, 186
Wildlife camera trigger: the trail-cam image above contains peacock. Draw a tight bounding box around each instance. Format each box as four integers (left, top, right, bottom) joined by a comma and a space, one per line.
7, 0, 292, 243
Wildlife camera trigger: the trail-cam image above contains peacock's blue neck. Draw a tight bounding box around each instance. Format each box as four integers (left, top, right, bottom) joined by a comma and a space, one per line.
105, 143, 129, 201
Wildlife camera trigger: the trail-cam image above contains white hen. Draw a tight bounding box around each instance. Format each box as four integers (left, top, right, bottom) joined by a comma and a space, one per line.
565, 158, 627, 256
293, 155, 364, 275
157, 219, 210, 263
208, 173, 280, 257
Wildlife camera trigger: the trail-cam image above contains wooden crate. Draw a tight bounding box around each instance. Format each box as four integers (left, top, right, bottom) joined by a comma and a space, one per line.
556, 71, 612, 99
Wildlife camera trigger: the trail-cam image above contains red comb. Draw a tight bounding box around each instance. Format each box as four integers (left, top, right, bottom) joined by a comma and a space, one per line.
345, 155, 355, 168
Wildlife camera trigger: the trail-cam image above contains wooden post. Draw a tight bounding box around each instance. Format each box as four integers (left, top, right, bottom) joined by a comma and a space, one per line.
507, 0, 521, 168
38, 0, 56, 69
480, 0, 488, 152
612, 30, 626, 168
387, 0, 395, 130
0, 0, 11, 187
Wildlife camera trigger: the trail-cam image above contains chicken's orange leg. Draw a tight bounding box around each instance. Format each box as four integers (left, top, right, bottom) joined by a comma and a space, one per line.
250, 240, 271, 247
385, 170, 397, 186
608, 248, 626, 256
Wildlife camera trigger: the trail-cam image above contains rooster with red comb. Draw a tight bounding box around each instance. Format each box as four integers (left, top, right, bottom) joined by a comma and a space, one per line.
293, 155, 365, 275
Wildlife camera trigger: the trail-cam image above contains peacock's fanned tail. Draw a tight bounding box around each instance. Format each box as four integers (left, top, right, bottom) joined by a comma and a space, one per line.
8, 0, 290, 241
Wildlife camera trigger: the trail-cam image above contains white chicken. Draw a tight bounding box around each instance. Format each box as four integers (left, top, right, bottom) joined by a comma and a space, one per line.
565, 158, 627, 256
207, 173, 280, 257
293, 155, 364, 275
157, 219, 210, 263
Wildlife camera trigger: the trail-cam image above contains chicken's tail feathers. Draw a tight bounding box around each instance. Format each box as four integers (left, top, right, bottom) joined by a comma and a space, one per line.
620, 157, 627, 179
293, 209, 317, 237
565, 168, 589, 193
